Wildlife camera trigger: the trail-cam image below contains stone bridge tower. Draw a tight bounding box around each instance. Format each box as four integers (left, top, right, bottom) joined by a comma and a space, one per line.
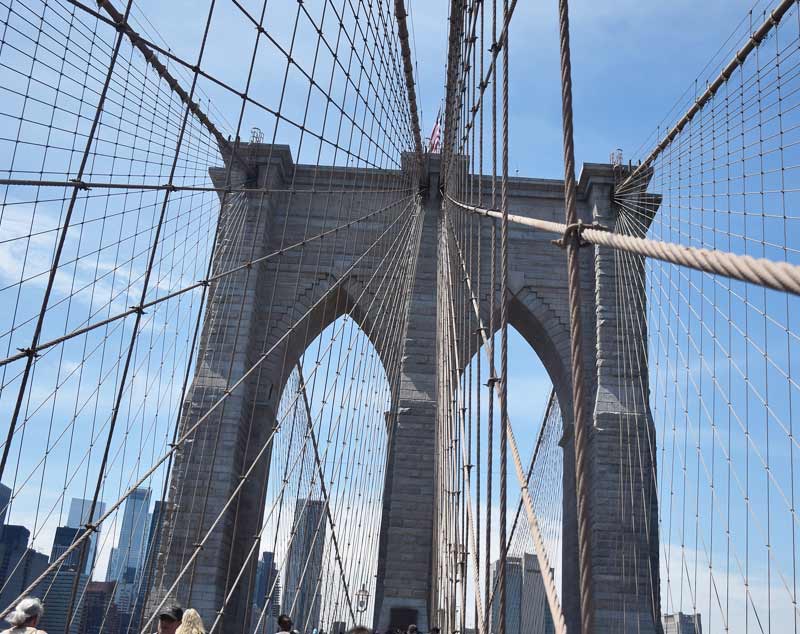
148, 145, 661, 634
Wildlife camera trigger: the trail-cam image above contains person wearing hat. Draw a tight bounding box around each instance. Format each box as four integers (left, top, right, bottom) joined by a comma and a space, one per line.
156, 605, 183, 634
407, 625, 418, 634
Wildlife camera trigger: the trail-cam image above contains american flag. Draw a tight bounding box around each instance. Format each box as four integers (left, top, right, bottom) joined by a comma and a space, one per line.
428, 109, 441, 153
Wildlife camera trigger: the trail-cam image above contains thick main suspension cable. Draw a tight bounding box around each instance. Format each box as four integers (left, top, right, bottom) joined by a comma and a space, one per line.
394, 0, 423, 156
616, 0, 797, 195
449, 196, 800, 296
95, 0, 253, 178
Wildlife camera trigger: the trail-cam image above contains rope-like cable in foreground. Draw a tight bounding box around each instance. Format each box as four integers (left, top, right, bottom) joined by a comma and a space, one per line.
448, 195, 800, 297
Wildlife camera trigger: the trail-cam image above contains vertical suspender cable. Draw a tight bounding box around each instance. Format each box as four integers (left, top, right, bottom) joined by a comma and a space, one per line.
485, 0, 498, 630
556, 0, 594, 631
498, 2, 510, 634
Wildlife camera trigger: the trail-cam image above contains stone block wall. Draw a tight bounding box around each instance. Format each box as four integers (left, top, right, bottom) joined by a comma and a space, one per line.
149, 147, 661, 634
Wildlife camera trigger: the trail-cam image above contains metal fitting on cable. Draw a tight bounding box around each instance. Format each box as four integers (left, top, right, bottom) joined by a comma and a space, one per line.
552, 219, 610, 249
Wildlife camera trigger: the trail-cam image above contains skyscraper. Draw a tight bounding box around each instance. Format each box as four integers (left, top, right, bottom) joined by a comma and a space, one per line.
131, 500, 166, 630
81, 581, 121, 634
663, 612, 703, 633
143, 500, 165, 572
283, 499, 327, 631
0, 525, 29, 580
253, 551, 281, 634
490, 554, 554, 634
106, 488, 151, 582
29, 568, 89, 634
0, 556, 48, 627
67, 497, 107, 577
50, 526, 82, 569
521, 554, 554, 634
0, 483, 11, 526
490, 557, 523, 634
0, 525, 48, 619
253, 551, 280, 609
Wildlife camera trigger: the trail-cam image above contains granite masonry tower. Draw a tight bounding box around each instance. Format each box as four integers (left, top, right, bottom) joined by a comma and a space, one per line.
147, 146, 661, 634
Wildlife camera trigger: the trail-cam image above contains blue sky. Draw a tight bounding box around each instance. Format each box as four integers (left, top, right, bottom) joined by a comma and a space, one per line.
409, 0, 767, 178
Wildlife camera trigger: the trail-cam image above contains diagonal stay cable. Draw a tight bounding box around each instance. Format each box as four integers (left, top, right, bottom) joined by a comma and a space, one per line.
443, 209, 567, 634
142, 194, 421, 633
64, 0, 241, 623
440, 229, 485, 634
484, 391, 558, 620
0, 178, 407, 195
0, 0, 137, 485
0, 194, 414, 370
62, 0, 408, 171
0, 196, 418, 622
295, 358, 358, 626
247, 196, 420, 634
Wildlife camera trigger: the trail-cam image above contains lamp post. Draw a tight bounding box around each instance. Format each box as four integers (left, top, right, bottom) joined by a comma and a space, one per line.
356, 584, 370, 615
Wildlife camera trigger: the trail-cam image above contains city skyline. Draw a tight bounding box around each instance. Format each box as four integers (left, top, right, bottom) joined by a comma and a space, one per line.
0, 487, 161, 634
0, 488, 339, 634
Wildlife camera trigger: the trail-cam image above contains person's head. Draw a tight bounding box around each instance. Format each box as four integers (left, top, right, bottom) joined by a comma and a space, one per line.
278, 614, 293, 632
407, 626, 418, 634
430, 627, 440, 634
176, 608, 204, 634
347, 627, 371, 634
7, 597, 44, 628
157, 605, 184, 634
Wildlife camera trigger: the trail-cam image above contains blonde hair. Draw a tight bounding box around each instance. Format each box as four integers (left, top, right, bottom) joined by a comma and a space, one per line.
175, 608, 205, 634
7, 597, 43, 627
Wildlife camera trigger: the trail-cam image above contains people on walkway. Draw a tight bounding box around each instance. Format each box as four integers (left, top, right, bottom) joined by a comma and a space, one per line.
175, 608, 205, 634
156, 605, 184, 634
1, 597, 45, 634
277, 613, 294, 634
